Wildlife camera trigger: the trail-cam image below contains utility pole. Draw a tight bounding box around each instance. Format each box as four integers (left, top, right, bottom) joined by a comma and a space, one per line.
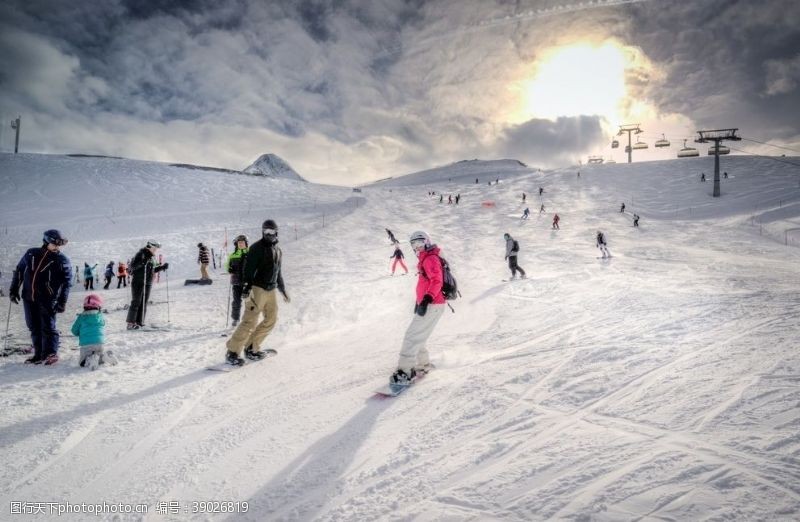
696, 128, 740, 197
617, 124, 642, 164
10, 116, 20, 153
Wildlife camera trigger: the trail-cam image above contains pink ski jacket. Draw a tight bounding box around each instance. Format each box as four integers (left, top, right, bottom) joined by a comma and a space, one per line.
415, 246, 445, 305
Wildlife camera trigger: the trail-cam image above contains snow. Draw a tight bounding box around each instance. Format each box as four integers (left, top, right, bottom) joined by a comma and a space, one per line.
1, 151, 800, 521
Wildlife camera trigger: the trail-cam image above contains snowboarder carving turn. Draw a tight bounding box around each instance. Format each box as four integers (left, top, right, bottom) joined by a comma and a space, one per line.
596, 230, 611, 258
390, 231, 446, 386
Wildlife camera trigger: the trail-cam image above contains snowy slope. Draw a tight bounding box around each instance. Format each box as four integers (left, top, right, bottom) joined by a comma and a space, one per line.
1, 152, 800, 521
367, 159, 533, 188
243, 154, 306, 182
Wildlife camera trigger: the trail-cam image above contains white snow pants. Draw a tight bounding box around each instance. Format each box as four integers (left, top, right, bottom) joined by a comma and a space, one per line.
397, 304, 445, 372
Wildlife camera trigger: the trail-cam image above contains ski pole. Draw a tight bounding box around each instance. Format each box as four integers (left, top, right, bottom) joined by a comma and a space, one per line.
3, 301, 12, 354
165, 268, 171, 324
225, 278, 231, 328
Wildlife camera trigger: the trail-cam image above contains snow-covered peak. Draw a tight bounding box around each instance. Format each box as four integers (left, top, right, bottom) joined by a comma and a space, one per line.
243, 153, 306, 182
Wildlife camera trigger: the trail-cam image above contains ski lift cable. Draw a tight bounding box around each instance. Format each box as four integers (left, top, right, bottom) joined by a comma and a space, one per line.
740, 137, 800, 155
725, 145, 800, 169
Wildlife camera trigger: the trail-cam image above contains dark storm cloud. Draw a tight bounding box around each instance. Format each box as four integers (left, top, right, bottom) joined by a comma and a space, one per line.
0, 0, 797, 183
498, 116, 607, 167
622, 0, 800, 141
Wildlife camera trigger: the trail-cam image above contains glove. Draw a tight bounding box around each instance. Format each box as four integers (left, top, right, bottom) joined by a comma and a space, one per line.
161, 262, 169, 271
241, 285, 251, 300
10, 291, 20, 304
282, 291, 291, 304
415, 295, 433, 317
55, 302, 66, 313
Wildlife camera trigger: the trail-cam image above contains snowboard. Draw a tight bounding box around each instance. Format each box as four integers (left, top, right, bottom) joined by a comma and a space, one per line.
184, 279, 213, 286
206, 349, 278, 372
374, 368, 432, 397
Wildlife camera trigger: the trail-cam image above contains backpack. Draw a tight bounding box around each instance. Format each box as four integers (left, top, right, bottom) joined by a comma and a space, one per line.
512, 240, 520, 253
439, 256, 460, 300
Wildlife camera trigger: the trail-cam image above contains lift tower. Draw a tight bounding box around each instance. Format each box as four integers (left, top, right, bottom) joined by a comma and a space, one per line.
696, 129, 740, 197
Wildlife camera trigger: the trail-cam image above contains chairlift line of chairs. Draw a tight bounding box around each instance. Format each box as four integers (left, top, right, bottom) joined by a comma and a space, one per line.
677, 139, 699, 158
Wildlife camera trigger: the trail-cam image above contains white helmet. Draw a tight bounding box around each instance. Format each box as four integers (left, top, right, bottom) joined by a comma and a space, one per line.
409, 230, 430, 251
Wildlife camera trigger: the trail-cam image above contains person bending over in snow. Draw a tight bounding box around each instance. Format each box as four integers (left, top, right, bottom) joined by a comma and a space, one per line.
72, 294, 117, 369
9, 229, 72, 365
596, 231, 611, 258
226, 234, 249, 327
504, 233, 526, 280
390, 231, 447, 385
126, 241, 169, 329
224, 220, 290, 366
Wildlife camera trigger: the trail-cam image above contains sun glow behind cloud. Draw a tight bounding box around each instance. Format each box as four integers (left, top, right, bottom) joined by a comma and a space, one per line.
520, 42, 628, 124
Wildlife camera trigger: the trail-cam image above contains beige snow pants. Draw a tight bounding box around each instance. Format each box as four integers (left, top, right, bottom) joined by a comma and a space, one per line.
226, 287, 278, 355
397, 304, 445, 372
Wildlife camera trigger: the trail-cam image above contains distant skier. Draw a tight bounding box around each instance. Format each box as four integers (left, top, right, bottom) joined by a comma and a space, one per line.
226, 234, 249, 327
700, 173, 706, 182
633, 214, 640, 227
552, 213, 560, 229
577, 171, 581, 179
723, 171, 728, 179
522, 192, 527, 203
225, 219, 290, 366
539, 187, 544, 196
448, 195, 452, 204
71, 294, 117, 369
385, 228, 399, 245
9, 229, 72, 365
455, 194, 460, 204
126, 241, 169, 330
197, 243, 211, 280
390, 245, 408, 275
521, 207, 530, 220
475, 178, 479, 184
620, 202, 626, 213
439, 194, 443, 203
596, 231, 611, 258
103, 261, 114, 290
390, 231, 446, 385
116, 261, 128, 288
83, 262, 97, 290
503, 233, 526, 280
540, 203, 545, 214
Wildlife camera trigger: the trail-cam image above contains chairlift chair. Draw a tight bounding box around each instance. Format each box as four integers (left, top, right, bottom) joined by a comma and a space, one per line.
655, 134, 670, 148
632, 139, 648, 150
611, 139, 619, 149
707, 145, 730, 155
677, 139, 699, 158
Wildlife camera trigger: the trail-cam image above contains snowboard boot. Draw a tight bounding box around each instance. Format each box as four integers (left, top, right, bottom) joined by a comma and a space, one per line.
390, 368, 416, 385
102, 350, 119, 366
126, 323, 141, 330
226, 350, 245, 366
244, 346, 267, 361
24, 356, 43, 365
43, 353, 59, 366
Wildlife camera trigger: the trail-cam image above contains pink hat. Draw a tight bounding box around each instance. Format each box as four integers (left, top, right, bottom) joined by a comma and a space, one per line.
83, 294, 103, 310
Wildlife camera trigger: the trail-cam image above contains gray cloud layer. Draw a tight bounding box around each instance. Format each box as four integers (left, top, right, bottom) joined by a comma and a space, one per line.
0, 0, 797, 184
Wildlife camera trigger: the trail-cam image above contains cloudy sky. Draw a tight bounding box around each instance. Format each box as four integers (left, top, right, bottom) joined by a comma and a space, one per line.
1, 0, 798, 184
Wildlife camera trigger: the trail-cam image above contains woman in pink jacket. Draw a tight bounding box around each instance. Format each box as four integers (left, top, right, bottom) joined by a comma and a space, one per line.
391, 230, 447, 385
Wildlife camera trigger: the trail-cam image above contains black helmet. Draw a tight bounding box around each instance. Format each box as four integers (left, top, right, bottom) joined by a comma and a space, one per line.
43, 229, 68, 246
234, 234, 249, 246
262, 219, 278, 242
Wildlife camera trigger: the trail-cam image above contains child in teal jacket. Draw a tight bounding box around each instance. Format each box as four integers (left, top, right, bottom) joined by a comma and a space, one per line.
71, 294, 117, 370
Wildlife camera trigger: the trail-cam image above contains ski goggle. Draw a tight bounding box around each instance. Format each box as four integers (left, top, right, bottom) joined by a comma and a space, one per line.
410, 238, 426, 251
47, 238, 68, 246
146, 241, 161, 248
263, 228, 278, 237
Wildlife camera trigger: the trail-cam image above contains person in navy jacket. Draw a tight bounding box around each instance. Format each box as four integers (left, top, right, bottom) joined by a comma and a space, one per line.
9, 229, 73, 365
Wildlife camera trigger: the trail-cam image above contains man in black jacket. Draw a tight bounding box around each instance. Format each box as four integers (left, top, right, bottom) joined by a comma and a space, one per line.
126, 241, 169, 329
9, 229, 73, 365
225, 219, 290, 365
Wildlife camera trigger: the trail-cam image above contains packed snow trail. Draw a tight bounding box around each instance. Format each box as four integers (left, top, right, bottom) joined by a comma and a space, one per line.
1, 153, 799, 520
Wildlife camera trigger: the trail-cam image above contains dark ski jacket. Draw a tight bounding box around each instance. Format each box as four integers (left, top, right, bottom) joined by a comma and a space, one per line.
10, 247, 73, 310
226, 248, 248, 286
130, 247, 166, 286
243, 238, 285, 294
391, 247, 405, 260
